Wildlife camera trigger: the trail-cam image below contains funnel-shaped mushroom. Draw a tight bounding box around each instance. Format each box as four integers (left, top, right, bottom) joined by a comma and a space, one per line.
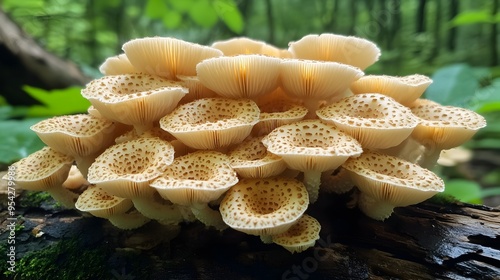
4, 147, 77, 208
81, 73, 188, 134
316, 94, 420, 149
196, 55, 281, 99
261, 120, 363, 203
176, 75, 218, 105
343, 151, 444, 220
252, 100, 308, 136
160, 98, 260, 150
122, 37, 223, 79
211, 37, 267, 55
99, 54, 137, 75
271, 214, 321, 253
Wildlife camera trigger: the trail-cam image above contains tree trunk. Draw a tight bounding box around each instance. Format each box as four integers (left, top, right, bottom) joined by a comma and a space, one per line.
491, 0, 498, 66
447, 0, 459, 51
416, 0, 427, 33
264, 0, 275, 44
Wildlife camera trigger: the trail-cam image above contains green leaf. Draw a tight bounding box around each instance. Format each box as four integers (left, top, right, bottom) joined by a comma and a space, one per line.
213, 0, 244, 33
0, 106, 29, 120
162, 10, 182, 28
146, 0, 169, 19
0, 118, 46, 164
169, 0, 192, 12
449, 10, 494, 26
444, 179, 483, 204
481, 187, 500, 198
189, 0, 218, 27
468, 138, 500, 149
23, 86, 90, 117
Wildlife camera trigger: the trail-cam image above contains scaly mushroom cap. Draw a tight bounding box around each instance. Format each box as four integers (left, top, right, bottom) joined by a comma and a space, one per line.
228, 136, 287, 178
150, 151, 238, 205
99, 54, 137, 75
196, 55, 281, 99
31, 114, 117, 157
411, 105, 487, 150
350, 74, 432, 106
176, 75, 218, 104
75, 185, 133, 218
81, 73, 188, 128
316, 94, 420, 149
253, 100, 308, 136
288, 33, 381, 70
87, 137, 174, 198
6, 147, 73, 191
159, 98, 260, 149
271, 214, 321, 253
279, 59, 364, 101
122, 37, 223, 79
219, 177, 309, 236
343, 151, 444, 206
261, 120, 363, 172
211, 37, 267, 56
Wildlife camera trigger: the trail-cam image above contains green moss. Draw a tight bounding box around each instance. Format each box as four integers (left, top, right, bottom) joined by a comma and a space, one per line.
19, 191, 56, 208
429, 193, 460, 205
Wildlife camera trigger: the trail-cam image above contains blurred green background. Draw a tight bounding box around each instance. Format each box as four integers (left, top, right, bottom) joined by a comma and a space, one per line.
0, 0, 499, 205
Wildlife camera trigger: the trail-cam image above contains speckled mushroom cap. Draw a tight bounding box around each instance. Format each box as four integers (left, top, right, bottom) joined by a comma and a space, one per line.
196, 55, 281, 99
279, 59, 364, 101
271, 214, 321, 253
228, 136, 287, 178
219, 177, 309, 236
316, 93, 420, 149
288, 33, 381, 70
343, 151, 444, 206
350, 74, 432, 106
150, 151, 238, 205
261, 120, 363, 172
211, 37, 267, 56
176, 75, 218, 104
87, 137, 174, 199
411, 105, 487, 149
253, 100, 308, 136
99, 54, 137, 75
159, 98, 260, 150
81, 74, 188, 129
75, 185, 133, 218
6, 147, 73, 191
31, 114, 117, 157
122, 37, 223, 79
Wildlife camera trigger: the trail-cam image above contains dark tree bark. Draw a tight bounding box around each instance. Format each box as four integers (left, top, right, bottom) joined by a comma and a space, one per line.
491, 0, 498, 66
416, 0, 427, 33
447, 0, 459, 51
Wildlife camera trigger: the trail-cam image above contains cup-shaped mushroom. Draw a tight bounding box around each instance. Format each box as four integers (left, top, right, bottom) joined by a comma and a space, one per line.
99, 54, 137, 75
288, 33, 381, 70
316, 93, 420, 149
176, 75, 218, 105
159, 98, 260, 150
219, 177, 309, 236
196, 55, 281, 99
4, 147, 78, 208
271, 214, 321, 253
350, 74, 432, 106
81, 73, 188, 134
261, 120, 363, 203
122, 37, 223, 79
343, 151, 445, 221
252, 100, 308, 136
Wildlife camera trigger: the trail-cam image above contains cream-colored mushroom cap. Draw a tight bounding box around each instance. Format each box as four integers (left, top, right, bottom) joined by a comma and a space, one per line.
350, 74, 432, 106
211, 37, 267, 56
159, 98, 260, 150
75, 185, 133, 218
288, 33, 381, 70
219, 177, 309, 236
99, 54, 137, 75
122, 37, 223, 79
150, 151, 238, 205
228, 136, 287, 178
271, 214, 321, 253
176, 75, 218, 104
253, 100, 308, 136
196, 55, 281, 99
316, 93, 420, 149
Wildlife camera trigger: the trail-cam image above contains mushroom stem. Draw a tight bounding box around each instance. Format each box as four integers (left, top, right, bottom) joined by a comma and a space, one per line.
46, 187, 79, 209
418, 148, 442, 170
74, 156, 96, 179
357, 193, 395, 221
303, 170, 322, 203
107, 211, 151, 230
260, 235, 273, 244
191, 203, 228, 230
303, 99, 320, 119
134, 123, 155, 135
132, 196, 184, 224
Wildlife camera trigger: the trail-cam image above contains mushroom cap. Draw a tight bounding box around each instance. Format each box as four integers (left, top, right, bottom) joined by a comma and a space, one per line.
219, 177, 309, 236
271, 214, 321, 253
411, 105, 487, 149
99, 54, 137, 75
211, 37, 267, 56
279, 59, 363, 101
63, 165, 89, 190
228, 136, 287, 178
350, 74, 432, 106
343, 151, 444, 206
176, 75, 218, 104
81, 73, 188, 127
261, 119, 363, 172
150, 151, 238, 205
87, 137, 175, 198
6, 147, 73, 191
196, 54, 281, 99
122, 37, 223, 79
316, 93, 420, 149
31, 114, 117, 157
288, 33, 381, 70
159, 98, 260, 150
75, 185, 133, 218
252, 100, 308, 136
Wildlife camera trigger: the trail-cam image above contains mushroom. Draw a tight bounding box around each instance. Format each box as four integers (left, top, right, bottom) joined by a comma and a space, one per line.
261, 119, 363, 203
320, 167, 355, 194
4, 147, 78, 208
270, 214, 321, 253
252, 100, 308, 136
176, 75, 218, 105
122, 37, 223, 79
62, 165, 90, 191
150, 151, 239, 230
219, 177, 309, 237
159, 98, 260, 150
81, 73, 188, 134
288, 33, 381, 70
196, 55, 281, 99
343, 151, 445, 220
211, 37, 267, 56
316, 93, 420, 149
75, 185, 150, 229
99, 54, 137, 75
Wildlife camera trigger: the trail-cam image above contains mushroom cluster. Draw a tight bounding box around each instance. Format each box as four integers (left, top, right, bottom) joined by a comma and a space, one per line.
4, 34, 486, 253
